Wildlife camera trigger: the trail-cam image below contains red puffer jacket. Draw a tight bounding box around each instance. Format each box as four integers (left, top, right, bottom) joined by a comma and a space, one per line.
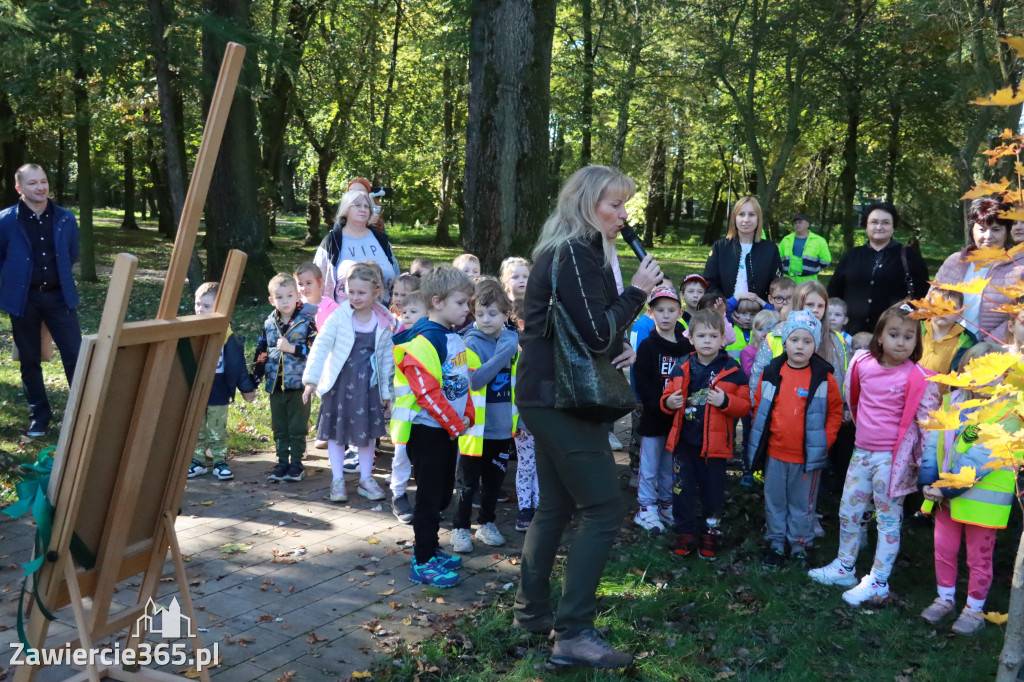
660, 351, 751, 458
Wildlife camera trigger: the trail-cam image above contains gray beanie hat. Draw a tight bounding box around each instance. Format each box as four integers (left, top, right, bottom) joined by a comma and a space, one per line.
783, 310, 822, 348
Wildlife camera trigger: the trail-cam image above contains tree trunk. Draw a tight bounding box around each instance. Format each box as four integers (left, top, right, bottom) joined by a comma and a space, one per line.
72, 45, 96, 283
435, 63, 456, 246
549, 118, 566, 205
579, 0, 593, 166
884, 99, 900, 202
997, 525, 1024, 681
644, 138, 666, 247
463, 0, 557, 272
279, 152, 297, 213
120, 138, 139, 230
610, 0, 641, 168
703, 179, 725, 246
305, 172, 322, 246
146, 135, 175, 237
0, 91, 27, 207
669, 144, 684, 230
202, 0, 276, 298
838, 85, 860, 252
148, 0, 203, 289
56, 124, 66, 206
378, 0, 403, 155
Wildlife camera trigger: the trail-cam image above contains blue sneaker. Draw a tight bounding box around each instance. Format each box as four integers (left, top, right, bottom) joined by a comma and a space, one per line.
740, 473, 755, 488
409, 556, 459, 587
434, 548, 463, 570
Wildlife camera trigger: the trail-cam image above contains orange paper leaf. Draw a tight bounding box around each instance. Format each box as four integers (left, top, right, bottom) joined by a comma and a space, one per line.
960, 179, 1011, 200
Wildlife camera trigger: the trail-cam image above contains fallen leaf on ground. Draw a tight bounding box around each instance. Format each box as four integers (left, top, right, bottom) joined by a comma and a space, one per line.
220, 543, 251, 554
983, 611, 1009, 625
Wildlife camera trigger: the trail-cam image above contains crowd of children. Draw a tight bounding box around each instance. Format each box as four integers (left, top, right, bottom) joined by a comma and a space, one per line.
187, 243, 1020, 630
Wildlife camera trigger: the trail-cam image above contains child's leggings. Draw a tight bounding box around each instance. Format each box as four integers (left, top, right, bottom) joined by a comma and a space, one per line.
638, 435, 672, 507
515, 426, 539, 510
390, 443, 412, 497
837, 447, 904, 582
327, 440, 374, 480
934, 505, 996, 606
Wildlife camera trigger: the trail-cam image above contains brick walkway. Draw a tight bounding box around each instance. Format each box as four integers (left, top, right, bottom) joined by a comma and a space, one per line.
0, 424, 633, 680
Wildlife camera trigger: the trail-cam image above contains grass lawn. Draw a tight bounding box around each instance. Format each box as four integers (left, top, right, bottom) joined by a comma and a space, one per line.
2, 210, 1008, 680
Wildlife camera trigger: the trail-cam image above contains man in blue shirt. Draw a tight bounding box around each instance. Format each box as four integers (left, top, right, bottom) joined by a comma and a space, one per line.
0, 164, 83, 438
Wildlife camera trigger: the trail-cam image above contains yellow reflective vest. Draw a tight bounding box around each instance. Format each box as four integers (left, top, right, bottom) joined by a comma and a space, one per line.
458, 348, 519, 457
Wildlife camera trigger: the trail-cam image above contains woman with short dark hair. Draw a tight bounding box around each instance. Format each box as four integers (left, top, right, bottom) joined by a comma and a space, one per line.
826, 201, 930, 335
933, 196, 1023, 342
513, 165, 662, 670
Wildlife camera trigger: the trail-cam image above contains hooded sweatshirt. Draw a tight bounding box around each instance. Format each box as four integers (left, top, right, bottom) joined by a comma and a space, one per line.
463, 326, 520, 439
633, 322, 695, 437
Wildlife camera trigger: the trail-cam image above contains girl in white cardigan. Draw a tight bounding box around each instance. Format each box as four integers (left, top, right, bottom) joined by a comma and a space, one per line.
303, 263, 395, 503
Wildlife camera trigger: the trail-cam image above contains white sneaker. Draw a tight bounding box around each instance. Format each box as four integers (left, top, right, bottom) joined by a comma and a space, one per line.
358, 477, 385, 501
842, 574, 890, 606
342, 452, 360, 473
475, 522, 506, 547
633, 506, 665, 534
658, 504, 674, 527
608, 433, 623, 450
808, 558, 858, 586
450, 528, 473, 553
330, 478, 347, 503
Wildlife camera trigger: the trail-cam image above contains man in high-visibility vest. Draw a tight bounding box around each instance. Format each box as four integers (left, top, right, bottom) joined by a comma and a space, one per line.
779, 214, 831, 285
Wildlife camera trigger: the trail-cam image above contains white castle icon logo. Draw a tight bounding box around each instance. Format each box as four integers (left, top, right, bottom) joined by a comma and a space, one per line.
133, 597, 194, 639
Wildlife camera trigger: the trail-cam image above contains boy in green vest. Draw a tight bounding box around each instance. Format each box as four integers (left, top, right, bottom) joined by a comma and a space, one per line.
679, 274, 707, 329
451, 279, 520, 553
392, 266, 476, 587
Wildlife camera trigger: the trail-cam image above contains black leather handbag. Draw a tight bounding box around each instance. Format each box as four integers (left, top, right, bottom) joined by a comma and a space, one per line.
542, 243, 639, 422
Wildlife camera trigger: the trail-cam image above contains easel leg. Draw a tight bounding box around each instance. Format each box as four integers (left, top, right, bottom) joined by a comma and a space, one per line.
163, 512, 212, 682
62, 557, 102, 682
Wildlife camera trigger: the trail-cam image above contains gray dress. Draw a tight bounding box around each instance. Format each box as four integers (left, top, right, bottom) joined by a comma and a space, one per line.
316, 329, 386, 447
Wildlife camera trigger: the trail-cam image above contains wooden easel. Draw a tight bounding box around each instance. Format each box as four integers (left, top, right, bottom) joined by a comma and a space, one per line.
13, 42, 248, 682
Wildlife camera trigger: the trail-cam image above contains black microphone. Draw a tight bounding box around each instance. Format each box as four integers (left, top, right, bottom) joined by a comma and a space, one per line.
619, 224, 647, 261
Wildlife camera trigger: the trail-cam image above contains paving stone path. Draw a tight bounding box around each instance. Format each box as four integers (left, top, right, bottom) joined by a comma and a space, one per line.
1, 424, 634, 681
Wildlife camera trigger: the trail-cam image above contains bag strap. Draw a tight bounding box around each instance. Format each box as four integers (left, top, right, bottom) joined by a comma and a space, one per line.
900, 245, 914, 298
544, 242, 619, 355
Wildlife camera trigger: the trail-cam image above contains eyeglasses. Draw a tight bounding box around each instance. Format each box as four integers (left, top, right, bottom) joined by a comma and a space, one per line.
770, 295, 791, 305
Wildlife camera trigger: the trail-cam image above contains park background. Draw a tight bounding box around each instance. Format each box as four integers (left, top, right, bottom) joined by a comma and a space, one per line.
1, 0, 1024, 679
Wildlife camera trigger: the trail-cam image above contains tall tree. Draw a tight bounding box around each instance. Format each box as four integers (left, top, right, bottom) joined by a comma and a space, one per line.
463, 0, 557, 269
201, 0, 275, 297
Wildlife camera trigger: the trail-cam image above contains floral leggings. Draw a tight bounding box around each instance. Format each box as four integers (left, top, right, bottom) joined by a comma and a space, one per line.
837, 447, 905, 582
515, 425, 540, 510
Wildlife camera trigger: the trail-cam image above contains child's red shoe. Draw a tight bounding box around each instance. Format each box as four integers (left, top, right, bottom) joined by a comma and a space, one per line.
673, 533, 696, 557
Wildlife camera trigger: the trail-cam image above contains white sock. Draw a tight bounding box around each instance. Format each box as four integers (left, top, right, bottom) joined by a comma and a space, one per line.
937, 585, 956, 603
358, 443, 374, 481
966, 596, 985, 613
327, 439, 346, 479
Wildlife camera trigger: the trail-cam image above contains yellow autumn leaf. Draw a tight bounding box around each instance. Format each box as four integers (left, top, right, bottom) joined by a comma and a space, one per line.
377, 588, 395, 596
960, 353, 1020, 386
936, 466, 977, 489
961, 179, 1011, 200
1000, 36, 1024, 54
352, 671, 373, 679
927, 369, 974, 387
997, 128, 1019, 140
929, 277, 991, 294
982, 454, 1021, 471
991, 302, 1024, 316
983, 611, 1009, 625
993, 282, 1024, 301
964, 247, 1012, 266
971, 86, 1024, 107
983, 146, 1020, 165
919, 408, 964, 431
907, 295, 962, 320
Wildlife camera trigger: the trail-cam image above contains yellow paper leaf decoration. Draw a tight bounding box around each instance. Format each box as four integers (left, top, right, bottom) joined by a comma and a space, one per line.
960, 179, 1010, 200
919, 408, 964, 431
1000, 37, 1024, 55
982, 611, 1009, 625
936, 466, 977, 489
929, 278, 991, 295
971, 86, 1024, 107
960, 353, 1020, 386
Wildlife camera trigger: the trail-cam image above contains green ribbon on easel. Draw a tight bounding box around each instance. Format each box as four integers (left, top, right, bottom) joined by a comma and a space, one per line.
3, 446, 96, 646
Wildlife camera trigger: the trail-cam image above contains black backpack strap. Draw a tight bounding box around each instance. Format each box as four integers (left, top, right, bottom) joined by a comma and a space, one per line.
900, 244, 913, 298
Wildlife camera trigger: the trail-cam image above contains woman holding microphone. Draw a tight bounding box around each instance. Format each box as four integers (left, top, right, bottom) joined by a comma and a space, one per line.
513, 165, 662, 669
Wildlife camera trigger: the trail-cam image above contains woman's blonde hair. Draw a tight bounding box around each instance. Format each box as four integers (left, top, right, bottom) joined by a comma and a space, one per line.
334, 189, 373, 226
726, 196, 763, 242
794, 280, 842, 366
532, 165, 636, 260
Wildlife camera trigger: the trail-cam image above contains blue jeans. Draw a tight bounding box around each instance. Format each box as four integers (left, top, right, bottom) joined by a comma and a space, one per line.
9, 288, 82, 423
672, 447, 726, 535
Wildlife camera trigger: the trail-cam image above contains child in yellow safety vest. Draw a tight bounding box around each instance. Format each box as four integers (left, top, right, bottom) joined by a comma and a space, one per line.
918, 342, 1018, 636
451, 279, 520, 554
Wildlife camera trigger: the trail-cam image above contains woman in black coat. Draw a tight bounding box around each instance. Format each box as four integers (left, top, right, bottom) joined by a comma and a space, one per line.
514, 165, 662, 669
703, 196, 782, 308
